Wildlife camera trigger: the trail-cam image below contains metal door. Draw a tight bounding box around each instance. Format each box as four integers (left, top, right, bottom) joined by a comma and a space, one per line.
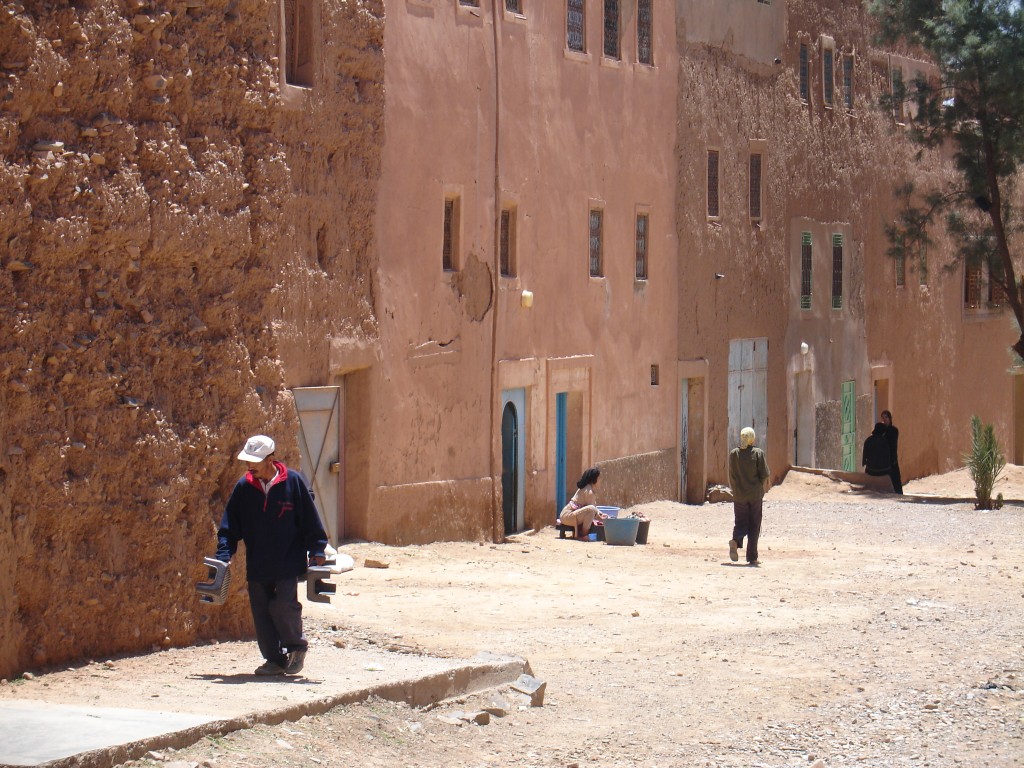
293, 385, 342, 545
841, 380, 856, 471
728, 338, 768, 449
500, 388, 527, 534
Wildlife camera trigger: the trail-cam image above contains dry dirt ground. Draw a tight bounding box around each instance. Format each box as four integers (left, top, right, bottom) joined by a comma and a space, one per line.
15, 468, 1024, 767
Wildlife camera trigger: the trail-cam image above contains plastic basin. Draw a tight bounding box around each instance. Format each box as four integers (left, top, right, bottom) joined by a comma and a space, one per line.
603, 516, 639, 546
597, 505, 620, 519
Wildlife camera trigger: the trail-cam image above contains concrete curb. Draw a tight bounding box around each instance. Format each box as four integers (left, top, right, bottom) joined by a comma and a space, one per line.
9, 654, 529, 768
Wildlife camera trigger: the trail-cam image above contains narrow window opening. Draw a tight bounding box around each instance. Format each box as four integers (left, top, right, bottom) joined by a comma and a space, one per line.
650, 364, 660, 386
707, 150, 720, 219
443, 197, 460, 272
749, 153, 762, 220
831, 234, 843, 309
989, 262, 1008, 306
500, 207, 517, 277
891, 66, 905, 122
895, 248, 906, 287
823, 48, 834, 107
918, 243, 928, 286
603, 0, 620, 60
800, 232, 812, 309
505, 0, 522, 12
284, 0, 314, 87
635, 213, 649, 280
567, 0, 586, 52
964, 262, 982, 307
589, 208, 603, 277
799, 43, 809, 102
637, 0, 653, 65
843, 55, 854, 110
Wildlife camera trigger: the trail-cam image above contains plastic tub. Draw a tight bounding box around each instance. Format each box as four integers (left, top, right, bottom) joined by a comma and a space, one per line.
597, 505, 620, 519
603, 517, 639, 546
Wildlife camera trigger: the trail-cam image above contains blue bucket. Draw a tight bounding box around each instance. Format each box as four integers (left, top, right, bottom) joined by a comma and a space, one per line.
597, 505, 620, 519
603, 517, 639, 546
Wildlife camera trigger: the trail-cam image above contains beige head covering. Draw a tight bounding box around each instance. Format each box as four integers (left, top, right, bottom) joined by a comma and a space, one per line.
740, 427, 756, 448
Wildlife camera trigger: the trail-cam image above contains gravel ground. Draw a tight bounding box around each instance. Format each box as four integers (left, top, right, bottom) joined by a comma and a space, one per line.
96, 472, 1024, 767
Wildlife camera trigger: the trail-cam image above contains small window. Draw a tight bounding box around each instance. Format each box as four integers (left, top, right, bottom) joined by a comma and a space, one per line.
567, 0, 586, 52
637, 0, 653, 65
823, 47, 834, 107
707, 150, 720, 219
603, 0, 620, 60
918, 243, 928, 286
650, 364, 660, 386
800, 232, 812, 309
505, 0, 522, 12
895, 247, 906, 287
500, 207, 517, 277
965, 262, 983, 307
989, 262, 1008, 306
799, 43, 809, 102
443, 197, 460, 272
635, 212, 649, 280
284, 0, 315, 87
749, 153, 763, 220
589, 208, 603, 277
831, 234, 843, 309
459, 0, 480, 5
843, 55, 854, 110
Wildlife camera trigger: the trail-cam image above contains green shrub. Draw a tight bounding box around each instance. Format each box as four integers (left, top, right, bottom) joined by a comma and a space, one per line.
964, 416, 1006, 510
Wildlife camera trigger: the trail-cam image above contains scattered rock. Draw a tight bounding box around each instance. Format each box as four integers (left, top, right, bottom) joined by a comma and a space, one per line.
364, 559, 390, 569
510, 673, 546, 707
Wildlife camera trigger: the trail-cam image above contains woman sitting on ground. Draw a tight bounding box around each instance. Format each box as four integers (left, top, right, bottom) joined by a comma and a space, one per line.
559, 466, 609, 540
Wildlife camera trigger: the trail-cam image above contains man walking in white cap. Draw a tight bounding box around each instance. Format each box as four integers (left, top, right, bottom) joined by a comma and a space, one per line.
728, 427, 771, 567
216, 435, 328, 675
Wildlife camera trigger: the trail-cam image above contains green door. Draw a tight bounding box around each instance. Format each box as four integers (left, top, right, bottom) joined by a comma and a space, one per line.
841, 380, 856, 471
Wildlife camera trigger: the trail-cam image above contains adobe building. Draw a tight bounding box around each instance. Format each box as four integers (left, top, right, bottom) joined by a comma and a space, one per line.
0, 0, 1017, 681
675, 0, 1017, 492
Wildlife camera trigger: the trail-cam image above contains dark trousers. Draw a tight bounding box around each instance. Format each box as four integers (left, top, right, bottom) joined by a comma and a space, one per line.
247, 578, 307, 664
890, 463, 903, 495
732, 499, 763, 563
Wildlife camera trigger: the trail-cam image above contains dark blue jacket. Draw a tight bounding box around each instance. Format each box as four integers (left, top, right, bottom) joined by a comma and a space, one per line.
216, 462, 328, 581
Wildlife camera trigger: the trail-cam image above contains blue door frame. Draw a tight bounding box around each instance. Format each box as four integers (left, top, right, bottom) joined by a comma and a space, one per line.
555, 392, 568, 515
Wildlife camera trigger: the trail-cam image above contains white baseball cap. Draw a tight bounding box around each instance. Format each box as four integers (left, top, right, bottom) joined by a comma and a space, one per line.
237, 435, 275, 462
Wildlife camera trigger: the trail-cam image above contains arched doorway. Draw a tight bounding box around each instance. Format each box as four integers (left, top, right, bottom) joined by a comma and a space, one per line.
501, 401, 518, 536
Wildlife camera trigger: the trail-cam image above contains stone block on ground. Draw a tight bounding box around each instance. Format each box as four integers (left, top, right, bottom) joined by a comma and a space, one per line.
510, 673, 546, 706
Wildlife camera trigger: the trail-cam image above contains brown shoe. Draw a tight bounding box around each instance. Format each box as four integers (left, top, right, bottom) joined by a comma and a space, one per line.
728, 540, 739, 562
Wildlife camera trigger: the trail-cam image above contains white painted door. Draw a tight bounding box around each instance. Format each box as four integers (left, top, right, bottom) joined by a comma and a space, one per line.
293, 386, 342, 545
728, 338, 768, 449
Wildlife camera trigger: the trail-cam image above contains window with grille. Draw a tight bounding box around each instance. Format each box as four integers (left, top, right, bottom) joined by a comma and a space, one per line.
707, 150, 720, 218
500, 207, 516, 277
800, 232, 812, 309
989, 262, 1008, 306
637, 0, 653, 65
284, 0, 314, 87
635, 213, 649, 280
460, 0, 480, 6
918, 243, 928, 286
799, 43, 809, 101
650, 364, 660, 386
964, 262, 982, 307
505, 0, 522, 12
443, 197, 459, 271
823, 48, 834, 107
895, 249, 906, 287
604, 0, 620, 59
843, 55, 854, 110
749, 153, 762, 220
831, 234, 843, 309
567, 0, 585, 52
589, 209, 603, 277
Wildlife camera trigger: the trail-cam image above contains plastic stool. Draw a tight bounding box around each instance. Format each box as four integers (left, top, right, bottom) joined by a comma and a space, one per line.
196, 557, 231, 604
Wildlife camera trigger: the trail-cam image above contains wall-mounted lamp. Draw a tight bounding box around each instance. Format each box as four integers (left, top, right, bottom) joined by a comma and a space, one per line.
714, 273, 725, 280
521, 290, 534, 308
